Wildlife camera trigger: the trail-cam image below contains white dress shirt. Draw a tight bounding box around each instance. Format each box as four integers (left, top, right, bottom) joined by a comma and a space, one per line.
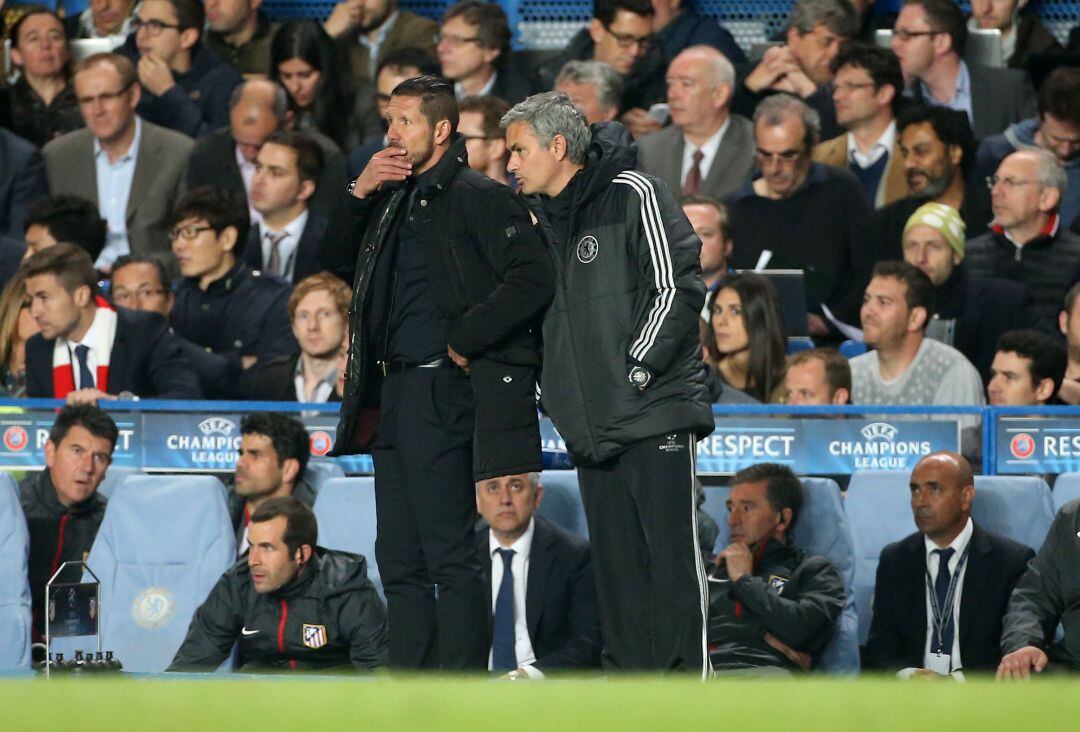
64, 308, 112, 390
235, 145, 261, 224
679, 117, 730, 190
455, 70, 497, 100
847, 120, 896, 169
293, 354, 337, 403
488, 518, 542, 678
921, 517, 973, 672
94, 117, 142, 269
258, 209, 309, 281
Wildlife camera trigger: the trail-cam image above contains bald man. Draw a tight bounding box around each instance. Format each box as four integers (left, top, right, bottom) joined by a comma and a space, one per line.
864, 452, 1034, 676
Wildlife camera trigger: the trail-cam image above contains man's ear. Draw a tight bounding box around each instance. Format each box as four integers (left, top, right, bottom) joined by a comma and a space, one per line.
179, 27, 200, 53
1035, 377, 1056, 403
295, 544, 313, 564
588, 18, 605, 46
297, 179, 316, 204
831, 387, 850, 405
777, 507, 793, 536
73, 284, 92, 309
434, 119, 452, 146
281, 457, 301, 486
908, 305, 929, 332
219, 226, 238, 253
1061, 310, 1070, 337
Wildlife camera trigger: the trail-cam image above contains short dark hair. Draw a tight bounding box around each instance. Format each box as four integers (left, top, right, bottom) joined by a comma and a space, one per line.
162, 0, 205, 33
594, 0, 653, 26
262, 130, 324, 185
392, 74, 459, 133
249, 496, 318, 557
240, 413, 310, 476
459, 95, 511, 138
111, 254, 172, 294
376, 47, 441, 79
897, 104, 976, 176
788, 0, 859, 38
831, 43, 904, 116
20, 242, 98, 295
48, 404, 119, 452
25, 195, 107, 262
786, 347, 852, 398
11, 6, 65, 49
442, 1, 511, 65
1065, 281, 1080, 318
996, 330, 1067, 395
74, 53, 137, 89
902, 0, 967, 57
168, 187, 250, 245
871, 260, 936, 325
1038, 67, 1080, 128
730, 463, 804, 533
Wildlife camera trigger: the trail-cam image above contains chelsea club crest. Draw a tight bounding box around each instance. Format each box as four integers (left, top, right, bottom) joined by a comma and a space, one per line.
576, 235, 599, 264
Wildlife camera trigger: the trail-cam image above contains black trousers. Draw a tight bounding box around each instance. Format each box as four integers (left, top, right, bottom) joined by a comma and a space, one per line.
371, 367, 489, 669
577, 431, 710, 676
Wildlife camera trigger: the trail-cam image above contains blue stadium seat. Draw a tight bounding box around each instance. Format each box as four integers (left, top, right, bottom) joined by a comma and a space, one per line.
839, 340, 868, 358
787, 337, 815, 355
972, 476, 1054, 552
535, 470, 589, 539
303, 460, 345, 494
844, 471, 916, 645
313, 477, 381, 599
1052, 473, 1080, 514
97, 466, 141, 499
71, 476, 235, 672
0, 473, 31, 670
703, 477, 860, 673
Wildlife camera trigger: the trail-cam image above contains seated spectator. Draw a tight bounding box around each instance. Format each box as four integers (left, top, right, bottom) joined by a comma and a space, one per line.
865, 451, 1034, 675
169, 187, 297, 394
890, 0, 1035, 139
867, 105, 992, 264
271, 20, 382, 152
476, 472, 601, 676
245, 131, 327, 283
458, 95, 511, 186
22, 243, 200, 401
205, 0, 279, 76
64, 0, 136, 44
812, 43, 907, 209
227, 413, 316, 554
7, 8, 84, 148
187, 79, 347, 223
120, 0, 242, 139
707, 272, 786, 403
1059, 283, 1080, 405
733, 0, 860, 141
0, 129, 49, 240
968, 0, 1062, 70
901, 201, 1041, 380
728, 94, 870, 335
987, 330, 1066, 406
555, 60, 621, 126
437, 1, 535, 106
650, 0, 746, 64
110, 254, 236, 397
0, 274, 38, 397
249, 272, 348, 402
22, 195, 108, 264
45, 53, 194, 271
169, 496, 388, 672
19, 404, 117, 640
998, 498, 1080, 678
324, 0, 437, 82
783, 347, 851, 405
637, 46, 754, 201
965, 149, 1080, 322
976, 67, 1080, 230
851, 260, 984, 408
682, 194, 732, 291
708, 462, 845, 672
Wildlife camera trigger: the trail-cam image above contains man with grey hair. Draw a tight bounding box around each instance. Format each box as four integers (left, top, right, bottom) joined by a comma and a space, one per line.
637, 45, 755, 200
502, 91, 714, 675
965, 149, 1080, 322
187, 79, 347, 222
555, 60, 622, 125
728, 94, 871, 335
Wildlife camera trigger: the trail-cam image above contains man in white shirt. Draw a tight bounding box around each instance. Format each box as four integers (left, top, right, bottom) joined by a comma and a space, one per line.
475, 472, 601, 678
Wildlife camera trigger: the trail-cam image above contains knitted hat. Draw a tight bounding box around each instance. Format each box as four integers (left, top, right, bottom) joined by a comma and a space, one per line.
902, 202, 966, 260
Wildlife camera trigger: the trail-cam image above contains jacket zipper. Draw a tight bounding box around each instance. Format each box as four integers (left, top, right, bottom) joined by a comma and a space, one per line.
278, 598, 295, 670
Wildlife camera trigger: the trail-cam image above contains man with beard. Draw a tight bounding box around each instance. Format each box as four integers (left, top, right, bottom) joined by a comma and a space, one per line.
204, 0, 279, 76
324, 0, 438, 83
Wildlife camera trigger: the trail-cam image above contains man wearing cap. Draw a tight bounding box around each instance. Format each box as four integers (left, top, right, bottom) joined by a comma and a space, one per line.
901, 202, 1045, 381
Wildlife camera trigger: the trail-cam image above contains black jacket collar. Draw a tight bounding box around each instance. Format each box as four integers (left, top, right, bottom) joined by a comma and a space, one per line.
413, 134, 468, 199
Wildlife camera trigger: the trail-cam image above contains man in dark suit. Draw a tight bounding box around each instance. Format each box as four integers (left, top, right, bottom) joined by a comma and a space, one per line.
475, 472, 601, 677
436, 1, 535, 106
0, 128, 48, 239
21, 243, 200, 401
865, 452, 1034, 675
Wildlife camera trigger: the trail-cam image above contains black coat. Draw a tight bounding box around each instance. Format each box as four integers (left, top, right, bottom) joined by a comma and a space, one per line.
865, 523, 1034, 672
247, 352, 343, 403
0, 128, 48, 239
908, 63, 1036, 141
242, 214, 328, 284
490, 65, 539, 106
477, 516, 601, 673
25, 307, 201, 398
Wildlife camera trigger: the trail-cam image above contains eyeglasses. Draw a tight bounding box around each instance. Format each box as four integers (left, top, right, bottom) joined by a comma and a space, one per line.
437, 32, 480, 47
169, 224, 214, 241
892, 28, 944, 42
603, 25, 653, 49
131, 17, 182, 36
755, 149, 804, 166
986, 176, 1039, 190
834, 81, 876, 94
76, 82, 133, 107
112, 287, 165, 305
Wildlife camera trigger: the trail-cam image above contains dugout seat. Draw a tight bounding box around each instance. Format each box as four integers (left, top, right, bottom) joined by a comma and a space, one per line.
302, 460, 345, 494
0, 472, 31, 670
704, 477, 860, 673
1051, 473, 1080, 514
535, 470, 589, 539
313, 477, 381, 599
971, 476, 1054, 552
97, 466, 141, 499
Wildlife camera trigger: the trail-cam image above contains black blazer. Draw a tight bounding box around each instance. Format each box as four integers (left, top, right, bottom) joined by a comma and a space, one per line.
242, 214, 328, 284
478, 515, 601, 673
864, 522, 1034, 672
910, 64, 1036, 140
25, 307, 202, 398
247, 352, 343, 403
0, 128, 48, 238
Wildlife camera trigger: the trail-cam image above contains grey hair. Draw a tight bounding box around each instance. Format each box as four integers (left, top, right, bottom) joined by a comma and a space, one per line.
555, 60, 624, 114
527, 472, 541, 490
500, 92, 591, 165
229, 80, 289, 126
678, 45, 736, 89
787, 0, 859, 37
1027, 148, 1069, 197
753, 93, 822, 149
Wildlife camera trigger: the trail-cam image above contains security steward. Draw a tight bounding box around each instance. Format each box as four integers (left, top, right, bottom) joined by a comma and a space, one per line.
709, 464, 844, 673
323, 75, 554, 670
168, 497, 388, 672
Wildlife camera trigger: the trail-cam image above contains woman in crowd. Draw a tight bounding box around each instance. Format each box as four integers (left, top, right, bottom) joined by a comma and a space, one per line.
0, 273, 39, 397
270, 20, 382, 152
705, 272, 787, 403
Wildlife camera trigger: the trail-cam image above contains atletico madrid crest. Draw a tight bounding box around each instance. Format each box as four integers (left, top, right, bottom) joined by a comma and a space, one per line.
303, 623, 327, 649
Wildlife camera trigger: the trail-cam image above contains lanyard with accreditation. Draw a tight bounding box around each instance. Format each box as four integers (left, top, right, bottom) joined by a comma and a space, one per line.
924, 542, 971, 675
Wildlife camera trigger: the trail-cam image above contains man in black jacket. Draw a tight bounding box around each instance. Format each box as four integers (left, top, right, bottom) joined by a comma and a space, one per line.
19, 404, 118, 640
502, 91, 713, 674
325, 76, 553, 670
169, 496, 387, 672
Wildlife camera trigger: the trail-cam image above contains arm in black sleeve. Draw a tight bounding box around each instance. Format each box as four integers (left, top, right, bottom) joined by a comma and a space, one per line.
1001, 508, 1071, 654
145, 315, 202, 398
863, 548, 911, 671
6, 146, 48, 238
167, 574, 241, 671
319, 187, 378, 284
731, 557, 845, 651
340, 580, 389, 671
